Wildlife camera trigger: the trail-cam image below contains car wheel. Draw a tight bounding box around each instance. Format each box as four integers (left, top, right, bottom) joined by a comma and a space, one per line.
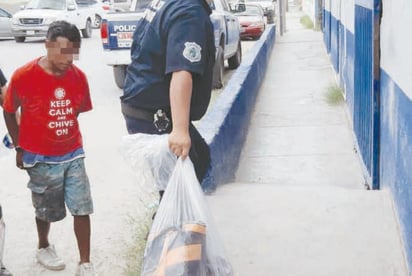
113, 65, 127, 89
14, 36, 25, 43
81, 19, 92, 38
212, 46, 224, 89
228, 41, 242, 69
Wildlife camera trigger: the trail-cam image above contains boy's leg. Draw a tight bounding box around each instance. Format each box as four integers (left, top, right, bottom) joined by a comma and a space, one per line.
73, 215, 91, 263
28, 163, 66, 250
35, 217, 51, 249
64, 158, 94, 263
27, 163, 67, 271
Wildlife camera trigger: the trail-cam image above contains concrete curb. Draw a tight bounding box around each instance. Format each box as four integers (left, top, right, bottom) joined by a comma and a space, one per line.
199, 25, 276, 192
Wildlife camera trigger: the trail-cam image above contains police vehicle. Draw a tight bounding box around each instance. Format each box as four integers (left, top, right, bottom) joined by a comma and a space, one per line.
100, 0, 242, 89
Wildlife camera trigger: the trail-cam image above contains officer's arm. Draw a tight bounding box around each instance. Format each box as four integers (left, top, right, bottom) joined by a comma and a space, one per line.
169, 70, 192, 159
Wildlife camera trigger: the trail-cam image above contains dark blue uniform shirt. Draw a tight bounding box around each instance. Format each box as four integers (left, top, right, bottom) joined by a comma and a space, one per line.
122, 0, 215, 121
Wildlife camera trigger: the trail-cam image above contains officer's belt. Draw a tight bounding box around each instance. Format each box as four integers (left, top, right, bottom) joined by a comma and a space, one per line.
121, 103, 154, 122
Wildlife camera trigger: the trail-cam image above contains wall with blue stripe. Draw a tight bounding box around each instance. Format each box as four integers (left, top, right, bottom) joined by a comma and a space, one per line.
323, 9, 331, 53
353, 4, 374, 181
324, 1, 377, 187
322, 0, 412, 270
199, 25, 276, 192
380, 70, 412, 268
330, 9, 339, 72
340, 29, 355, 117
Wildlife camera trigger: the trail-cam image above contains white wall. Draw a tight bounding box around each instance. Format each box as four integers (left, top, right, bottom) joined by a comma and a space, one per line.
380, 0, 412, 98
340, 0, 354, 33
324, 0, 330, 11
330, 0, 341, 21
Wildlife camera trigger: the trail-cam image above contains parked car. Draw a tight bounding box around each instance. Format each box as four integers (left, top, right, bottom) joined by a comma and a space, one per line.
76, 0, 112, 28
0, 8, 13, 38
210, 0, 242, 89
233, 3, 265, 40
245, 0, 276, 24
11, 0, 94, 42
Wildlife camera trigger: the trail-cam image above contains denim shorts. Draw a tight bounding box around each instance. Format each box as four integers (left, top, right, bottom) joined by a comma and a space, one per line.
26, 158, 93, 222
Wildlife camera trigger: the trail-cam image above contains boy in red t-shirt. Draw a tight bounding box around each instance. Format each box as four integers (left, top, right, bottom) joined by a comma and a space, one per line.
3, 21, 96, 276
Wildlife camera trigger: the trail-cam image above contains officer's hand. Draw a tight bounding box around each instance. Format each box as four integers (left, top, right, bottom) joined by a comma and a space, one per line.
168, 129, 191, 159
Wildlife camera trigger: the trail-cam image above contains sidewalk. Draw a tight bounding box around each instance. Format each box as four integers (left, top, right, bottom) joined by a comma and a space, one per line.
207, 8, 409, 276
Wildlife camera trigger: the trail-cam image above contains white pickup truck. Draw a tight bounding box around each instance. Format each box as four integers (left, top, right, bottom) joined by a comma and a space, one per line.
11, 0, 95, 42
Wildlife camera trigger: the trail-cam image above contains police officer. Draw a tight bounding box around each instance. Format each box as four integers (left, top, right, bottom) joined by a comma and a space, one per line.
121, 0, 216, 199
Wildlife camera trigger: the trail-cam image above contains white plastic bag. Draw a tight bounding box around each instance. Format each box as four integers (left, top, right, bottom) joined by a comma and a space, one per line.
121, 133, 176, 191
142, 158, 233, 276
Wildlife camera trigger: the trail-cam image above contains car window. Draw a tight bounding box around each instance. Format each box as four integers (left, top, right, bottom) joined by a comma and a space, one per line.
246, 5, 261, 15
209, 1, 215, 10
212, 0, 224, 11
26, 0, 66, 10
67, 0, 76, 7
134, 0, 151, 11
0, 8, 10, 17
76, 0, 94, 7
219, 0, 230, 11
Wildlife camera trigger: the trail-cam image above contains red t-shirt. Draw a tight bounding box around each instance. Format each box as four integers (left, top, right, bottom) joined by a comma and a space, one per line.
3, 57, 92, 156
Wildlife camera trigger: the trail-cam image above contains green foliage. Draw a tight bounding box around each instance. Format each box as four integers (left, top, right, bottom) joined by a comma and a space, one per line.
300, 15, 314, 29
123, 212, 152, 276
325, 84, 344, 105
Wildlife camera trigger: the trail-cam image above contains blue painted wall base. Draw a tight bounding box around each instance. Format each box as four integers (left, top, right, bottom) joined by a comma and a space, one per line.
199, 25, 276, 192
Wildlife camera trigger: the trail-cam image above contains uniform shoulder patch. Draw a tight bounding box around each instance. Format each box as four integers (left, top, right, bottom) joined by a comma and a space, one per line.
183, 42, 202, 63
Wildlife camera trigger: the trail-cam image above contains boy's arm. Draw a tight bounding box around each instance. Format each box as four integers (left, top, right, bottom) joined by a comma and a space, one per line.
0, 86, 6, 107
4, 110, 23, 169
3, 110, 20, 147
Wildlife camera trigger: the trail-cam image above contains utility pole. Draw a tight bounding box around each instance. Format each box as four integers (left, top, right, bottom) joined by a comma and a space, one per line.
278, 0, 286, 35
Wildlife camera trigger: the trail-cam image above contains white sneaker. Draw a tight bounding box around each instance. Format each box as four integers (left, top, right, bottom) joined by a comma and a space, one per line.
76, 262, 97, 276
35, 244, 65, 271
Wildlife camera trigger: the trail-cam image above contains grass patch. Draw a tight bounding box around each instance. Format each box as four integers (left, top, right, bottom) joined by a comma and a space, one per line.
325, 84, 344, 105
122, 193, 158, 276
300, 15, 314, 29
123, 213, 151, 276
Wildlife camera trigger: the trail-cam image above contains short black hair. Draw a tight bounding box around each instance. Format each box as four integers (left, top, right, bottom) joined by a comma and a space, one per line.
46, 21, 81, 44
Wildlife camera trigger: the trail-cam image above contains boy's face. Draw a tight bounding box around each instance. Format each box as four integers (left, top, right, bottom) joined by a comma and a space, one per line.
46, 36, 80, 74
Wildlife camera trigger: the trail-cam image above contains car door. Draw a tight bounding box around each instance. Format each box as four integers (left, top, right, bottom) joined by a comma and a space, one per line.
67, 0, 83, 27
214, 0, 239, 56
0, 8, 12, 38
